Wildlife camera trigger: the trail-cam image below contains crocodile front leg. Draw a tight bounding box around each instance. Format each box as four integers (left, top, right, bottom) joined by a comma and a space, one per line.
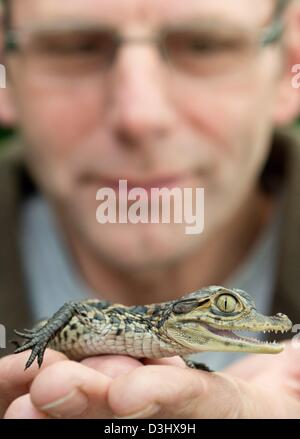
14, 301, 88, 369
182, 357, 213, 372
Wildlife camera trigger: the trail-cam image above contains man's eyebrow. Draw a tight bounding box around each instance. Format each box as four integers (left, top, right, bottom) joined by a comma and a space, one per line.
13, 11, 276, 35
162, 18, 264, 34
164, 5, 279, 31
11, 19, 114, 33
166, 19, 240, 28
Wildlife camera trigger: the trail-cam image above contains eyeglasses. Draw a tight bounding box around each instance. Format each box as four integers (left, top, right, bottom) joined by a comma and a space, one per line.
4, 17, 285, 86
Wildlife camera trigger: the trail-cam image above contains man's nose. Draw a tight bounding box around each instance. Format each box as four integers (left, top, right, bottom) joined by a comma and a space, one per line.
108, 45, 176, 147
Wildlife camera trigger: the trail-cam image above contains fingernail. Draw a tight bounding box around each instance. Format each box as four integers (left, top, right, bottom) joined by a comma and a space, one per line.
40, 389, 89, 418
115, 403, 161, 419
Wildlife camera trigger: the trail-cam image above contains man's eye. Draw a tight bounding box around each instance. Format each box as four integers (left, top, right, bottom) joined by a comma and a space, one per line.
33, 34, 110, 55
185, 39, 231, 53
46, 40, 100, 54
166, 33, 243, 56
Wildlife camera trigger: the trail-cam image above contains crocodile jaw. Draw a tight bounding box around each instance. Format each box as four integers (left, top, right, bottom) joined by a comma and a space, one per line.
164, 311, 292, 354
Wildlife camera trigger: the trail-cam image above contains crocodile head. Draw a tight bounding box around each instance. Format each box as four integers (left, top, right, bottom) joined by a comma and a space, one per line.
163, 286, 292, 354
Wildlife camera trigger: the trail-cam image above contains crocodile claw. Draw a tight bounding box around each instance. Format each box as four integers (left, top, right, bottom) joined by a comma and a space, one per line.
14, 328, 52, 369
14, 301, 84, 369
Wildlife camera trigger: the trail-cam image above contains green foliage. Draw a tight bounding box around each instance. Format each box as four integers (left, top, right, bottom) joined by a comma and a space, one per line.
0, 126, 15, 143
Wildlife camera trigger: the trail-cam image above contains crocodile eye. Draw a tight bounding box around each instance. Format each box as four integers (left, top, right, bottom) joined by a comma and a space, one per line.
172, 301, 199, 314
216, 294, 237, 313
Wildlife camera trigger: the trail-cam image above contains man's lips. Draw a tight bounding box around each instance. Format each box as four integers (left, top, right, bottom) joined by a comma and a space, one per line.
82, 174, 195, 192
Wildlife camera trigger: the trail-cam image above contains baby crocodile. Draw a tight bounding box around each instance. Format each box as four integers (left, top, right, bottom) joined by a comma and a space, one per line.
14, 286, 292, 371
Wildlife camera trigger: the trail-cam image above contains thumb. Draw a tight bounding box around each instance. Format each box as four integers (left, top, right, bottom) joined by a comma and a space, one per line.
108, 364, 300, 419
108, 365, 244, 418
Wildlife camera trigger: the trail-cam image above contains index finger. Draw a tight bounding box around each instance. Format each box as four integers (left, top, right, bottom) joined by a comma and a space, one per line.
0, 349, 67, 418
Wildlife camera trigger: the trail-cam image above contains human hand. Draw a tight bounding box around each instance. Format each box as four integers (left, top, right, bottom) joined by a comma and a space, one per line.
1, 350, 141, 418
3, 342, 300, 418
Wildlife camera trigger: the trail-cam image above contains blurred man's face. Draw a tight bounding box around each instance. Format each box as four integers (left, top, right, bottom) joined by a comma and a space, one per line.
5, 0, 292, 269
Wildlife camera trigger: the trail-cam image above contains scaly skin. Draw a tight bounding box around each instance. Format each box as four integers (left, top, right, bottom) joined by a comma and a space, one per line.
14, 286, 292, 371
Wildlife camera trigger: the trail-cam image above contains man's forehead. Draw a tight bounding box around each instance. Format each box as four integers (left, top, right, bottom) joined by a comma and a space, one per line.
11, 0, 274, 28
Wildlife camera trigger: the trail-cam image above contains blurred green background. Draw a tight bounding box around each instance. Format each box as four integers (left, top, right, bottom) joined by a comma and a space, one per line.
0, 126, 14, 142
